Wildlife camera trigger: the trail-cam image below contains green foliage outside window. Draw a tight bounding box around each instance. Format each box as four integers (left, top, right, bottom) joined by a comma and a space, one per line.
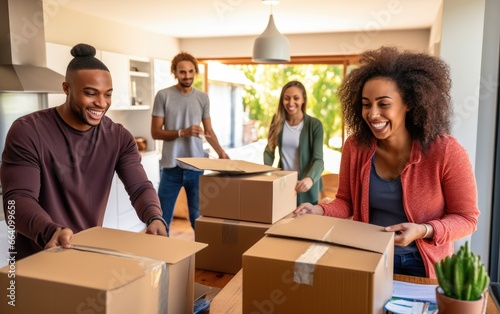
232, 64, 344, 149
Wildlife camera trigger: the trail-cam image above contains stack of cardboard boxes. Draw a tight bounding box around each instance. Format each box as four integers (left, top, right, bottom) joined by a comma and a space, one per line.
177, 158, 298, 274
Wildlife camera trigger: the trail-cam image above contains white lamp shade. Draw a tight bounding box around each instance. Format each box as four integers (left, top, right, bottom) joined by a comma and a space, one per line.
252, 14, 290, 63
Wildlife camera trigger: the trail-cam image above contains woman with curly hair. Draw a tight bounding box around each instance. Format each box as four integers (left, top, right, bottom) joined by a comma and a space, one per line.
294, 46, 479, 278
264, 80, 324, 205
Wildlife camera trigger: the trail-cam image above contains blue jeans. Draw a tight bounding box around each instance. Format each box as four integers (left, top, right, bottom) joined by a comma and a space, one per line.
394, 250, 426, 277
158, 166, 203, 234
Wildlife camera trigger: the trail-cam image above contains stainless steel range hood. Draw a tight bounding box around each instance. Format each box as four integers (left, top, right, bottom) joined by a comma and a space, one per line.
0, 0, 64, 93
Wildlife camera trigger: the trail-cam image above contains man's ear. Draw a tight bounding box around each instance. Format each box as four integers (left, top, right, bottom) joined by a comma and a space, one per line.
62, 82, 69, 95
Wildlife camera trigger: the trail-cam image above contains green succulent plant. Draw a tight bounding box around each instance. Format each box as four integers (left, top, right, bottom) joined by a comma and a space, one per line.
435, 241, 490, 301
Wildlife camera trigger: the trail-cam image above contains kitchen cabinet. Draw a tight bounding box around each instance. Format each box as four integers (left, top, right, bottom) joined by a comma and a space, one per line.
0, 219, 8, 268
129, 57, 153, 109
45, 42, 73, 107
102, 152, 161, 232
0, 191, 7, 268
100, 51, 131, 109
102, 52, 153, 111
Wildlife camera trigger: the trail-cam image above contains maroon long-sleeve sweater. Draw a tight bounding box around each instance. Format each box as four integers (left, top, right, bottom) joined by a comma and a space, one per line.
1, 108, 162, 259
320, 134, 480, 278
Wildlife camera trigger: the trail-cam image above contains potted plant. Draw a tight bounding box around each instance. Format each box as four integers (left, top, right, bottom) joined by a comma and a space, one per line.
434, 241, 490, 314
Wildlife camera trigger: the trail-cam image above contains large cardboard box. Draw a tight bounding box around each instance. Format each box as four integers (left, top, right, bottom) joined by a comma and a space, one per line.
242, 215, 394, 314
177, 158, 297, 224
0, 227, 207, 314
195, 216, 271, 274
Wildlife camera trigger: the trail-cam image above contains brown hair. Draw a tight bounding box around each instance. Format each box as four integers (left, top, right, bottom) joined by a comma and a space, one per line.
339, 46, 452, 148
170, 51, 199, 74
267, 81, 307, 151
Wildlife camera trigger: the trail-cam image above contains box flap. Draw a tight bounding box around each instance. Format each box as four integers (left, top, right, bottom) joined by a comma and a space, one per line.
265, 214, 393, 254
6, 248, 148, 290
72, 227, 207, 264
176, 158, 277, 174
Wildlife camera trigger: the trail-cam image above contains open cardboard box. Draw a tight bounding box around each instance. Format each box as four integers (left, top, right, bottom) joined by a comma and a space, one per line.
242, 214, 394, 314
177, 158, 297, 224
0, 227, 207, 314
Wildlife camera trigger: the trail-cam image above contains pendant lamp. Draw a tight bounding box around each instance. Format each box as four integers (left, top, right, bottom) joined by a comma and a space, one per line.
252, 1, 290, 63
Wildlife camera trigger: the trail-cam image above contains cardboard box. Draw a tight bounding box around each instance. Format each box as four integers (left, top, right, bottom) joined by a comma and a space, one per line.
0, 227, 207, 314
195, 216, 271, 274
177, 158, 297, 224
242, 215, 394, 314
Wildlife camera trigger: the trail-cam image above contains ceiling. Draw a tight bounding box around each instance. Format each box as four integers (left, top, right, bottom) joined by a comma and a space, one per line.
52, 0, 443, 39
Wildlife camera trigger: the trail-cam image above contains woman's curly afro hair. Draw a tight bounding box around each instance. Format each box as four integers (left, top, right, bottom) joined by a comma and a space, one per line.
339, 46, 452, 149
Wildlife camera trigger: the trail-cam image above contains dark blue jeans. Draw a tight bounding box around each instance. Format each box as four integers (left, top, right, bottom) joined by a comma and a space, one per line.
394, 250, 426, 277
158, 166, 203, 234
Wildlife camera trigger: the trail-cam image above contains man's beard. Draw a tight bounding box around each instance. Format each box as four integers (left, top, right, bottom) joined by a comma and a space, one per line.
179, 79, 193, 88
69, 97, 105, 127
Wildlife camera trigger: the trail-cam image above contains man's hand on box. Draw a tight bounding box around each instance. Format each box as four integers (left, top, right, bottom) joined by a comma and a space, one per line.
45, 227, 73, 250
146, 220, 168, 237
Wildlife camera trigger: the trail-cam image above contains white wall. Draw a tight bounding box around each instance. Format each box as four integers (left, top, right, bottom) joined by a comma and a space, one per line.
43, 5, 179, 59
475, 0, 499, 267
440, 0, 499, 265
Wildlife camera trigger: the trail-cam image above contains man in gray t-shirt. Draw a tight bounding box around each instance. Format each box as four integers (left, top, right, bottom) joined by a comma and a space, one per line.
151, 52, 229, 233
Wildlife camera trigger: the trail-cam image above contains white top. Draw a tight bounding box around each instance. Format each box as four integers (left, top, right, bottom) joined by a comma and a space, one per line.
281, 120, 303, 172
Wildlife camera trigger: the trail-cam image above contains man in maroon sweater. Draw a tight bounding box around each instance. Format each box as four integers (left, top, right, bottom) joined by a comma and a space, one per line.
0, 43, 167, 260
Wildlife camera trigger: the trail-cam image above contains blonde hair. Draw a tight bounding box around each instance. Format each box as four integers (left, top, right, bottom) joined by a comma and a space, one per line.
267, 81, 307, 151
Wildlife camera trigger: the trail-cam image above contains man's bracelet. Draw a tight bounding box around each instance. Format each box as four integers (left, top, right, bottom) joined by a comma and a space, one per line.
147, 215, 168, 230
178, 129, 182, 138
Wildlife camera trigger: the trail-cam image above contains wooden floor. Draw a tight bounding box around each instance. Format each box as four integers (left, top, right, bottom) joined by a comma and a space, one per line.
170, 217, 235, 291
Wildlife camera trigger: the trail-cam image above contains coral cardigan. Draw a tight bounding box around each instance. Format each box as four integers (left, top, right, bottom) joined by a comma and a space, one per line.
320, 134, 480, 278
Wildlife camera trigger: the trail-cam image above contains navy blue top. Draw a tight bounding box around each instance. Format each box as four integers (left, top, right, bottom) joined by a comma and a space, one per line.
369, 155, 417, 255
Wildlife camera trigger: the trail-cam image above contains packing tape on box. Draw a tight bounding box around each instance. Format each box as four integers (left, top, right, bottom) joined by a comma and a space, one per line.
222, 219, 240, 244
52, 245, 169, 314
294, 243, 329, 286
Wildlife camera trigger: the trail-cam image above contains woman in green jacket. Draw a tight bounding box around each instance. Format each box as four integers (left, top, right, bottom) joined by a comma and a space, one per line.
264, 81, 324, 205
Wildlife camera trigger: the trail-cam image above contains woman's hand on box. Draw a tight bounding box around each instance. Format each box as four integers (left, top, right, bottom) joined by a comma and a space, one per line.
293, 202, 324, 217
385, 222, 428, 246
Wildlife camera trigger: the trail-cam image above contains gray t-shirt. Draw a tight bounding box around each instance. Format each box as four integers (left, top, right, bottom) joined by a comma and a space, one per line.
152, 86, 210, 169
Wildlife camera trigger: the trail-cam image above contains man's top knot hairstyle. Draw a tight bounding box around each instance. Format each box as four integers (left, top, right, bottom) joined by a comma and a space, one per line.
66, 43, 109, 73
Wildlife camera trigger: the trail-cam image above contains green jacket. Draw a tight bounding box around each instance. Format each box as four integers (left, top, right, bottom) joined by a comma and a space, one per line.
264, 114, 324, 205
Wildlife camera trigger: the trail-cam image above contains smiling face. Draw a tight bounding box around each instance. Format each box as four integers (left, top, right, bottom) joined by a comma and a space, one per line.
361, 77, 409, 141
282, 85, 305, 117
62, 69, 112, 131
173, 60, 196, 89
